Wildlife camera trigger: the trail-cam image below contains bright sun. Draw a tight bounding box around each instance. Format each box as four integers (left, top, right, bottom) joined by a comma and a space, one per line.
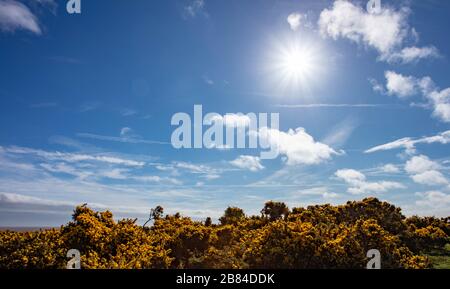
281, 47, 315, 79
265, 36, 325, 97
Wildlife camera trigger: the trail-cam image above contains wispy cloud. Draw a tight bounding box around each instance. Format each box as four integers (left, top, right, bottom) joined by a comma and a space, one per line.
335, 169, 405, 195
380, 164, 401, 174
365, 130, 450, 154
183, 0, 207, 18
414, 191, 450, 217
275, 103, 397, 108
0, 0, 41, 34
289, 187, 339, 200
79, 101, 101, 113
0, 192, 71, 207
230, 155, 264, 172
2, 145, 146, 167
154, 161, 235, 181
120, 108, 138, 117
321, 117, 359, 148
387, 46, 440, 63
30, 102, 57, 108
76, 132, 170, 145
202, 74, 214, 85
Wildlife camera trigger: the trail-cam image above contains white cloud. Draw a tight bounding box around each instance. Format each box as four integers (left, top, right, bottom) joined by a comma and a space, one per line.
3, 145, 145, 167
335, 169, 366, 184
323, 192, 339, 199
428, 88, 450, 123
40, 162, 92, 179
318, 0, 437, 63
347, 181, 405, 195
203, 174, 220, 180
0, 191, 158, 226
174, 161, 210, 173
79, 101, 100, 112
258, 127, 342, 165
388, 46, 440, 63
0, 0, 41, 34
0, 151, 237, 226
335, 169, 405, 195
411, 171, 448, 186
405, 155, 448, 186
373, 71, 450, 123
276, 103, 386, 108
319, 1, 406, 55
120, 127, 132, 137
385, 71, 418, 98
100, 168, 129, 180
0, 151, 36, 172
202, 74, 214, 85
230, 155, 264, 172
369, 78, 385, 94
365, 130, 450, 154
404, 155, 439, 174
415, 191, 450, 212
132, 175, 182, 185
0, 192, 72, 206
154, 161, 228, 182
77, 132, 169, 145
184, 0, 206, 18
120, 108, 137, 117
381, 164, 400, 173
287, 13, 306, 31
293, 187, 339, 200
172, 161, 221, 181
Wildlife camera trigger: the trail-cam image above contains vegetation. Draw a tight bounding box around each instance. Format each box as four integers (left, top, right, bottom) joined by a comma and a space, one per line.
0, 198, 448, 269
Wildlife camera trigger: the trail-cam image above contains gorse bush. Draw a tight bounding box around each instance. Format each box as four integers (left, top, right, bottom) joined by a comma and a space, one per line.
0, 198, 448, 269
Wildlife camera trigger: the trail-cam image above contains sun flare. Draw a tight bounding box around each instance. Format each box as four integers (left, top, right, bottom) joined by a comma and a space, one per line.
280, 47, 315, 79
265, 36, 325, 97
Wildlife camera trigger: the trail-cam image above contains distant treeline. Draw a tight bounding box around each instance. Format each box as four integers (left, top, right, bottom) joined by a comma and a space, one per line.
0, 197, 449, 269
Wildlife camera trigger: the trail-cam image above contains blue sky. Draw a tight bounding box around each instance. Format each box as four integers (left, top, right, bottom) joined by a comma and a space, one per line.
0, 0, 449, 226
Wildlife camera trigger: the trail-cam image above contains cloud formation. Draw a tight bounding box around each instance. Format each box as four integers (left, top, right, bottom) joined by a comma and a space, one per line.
365, 130, 450, 154
287, 13, 308, 31
381, 164, 400, 173
184, 0, 207, 18
230, 155, 264, 172
335, 169, 405, 194
318, 0, 438, 63
2, 146, 145, 167
405, 155, 448, 186
0, 0, 41, 34
77, 132, 170, 145
258, 127, 342, 166
388, 46, 440, 64
415, 191, 450, 212
384, 71, 419, 98
373, 71, 450, 123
